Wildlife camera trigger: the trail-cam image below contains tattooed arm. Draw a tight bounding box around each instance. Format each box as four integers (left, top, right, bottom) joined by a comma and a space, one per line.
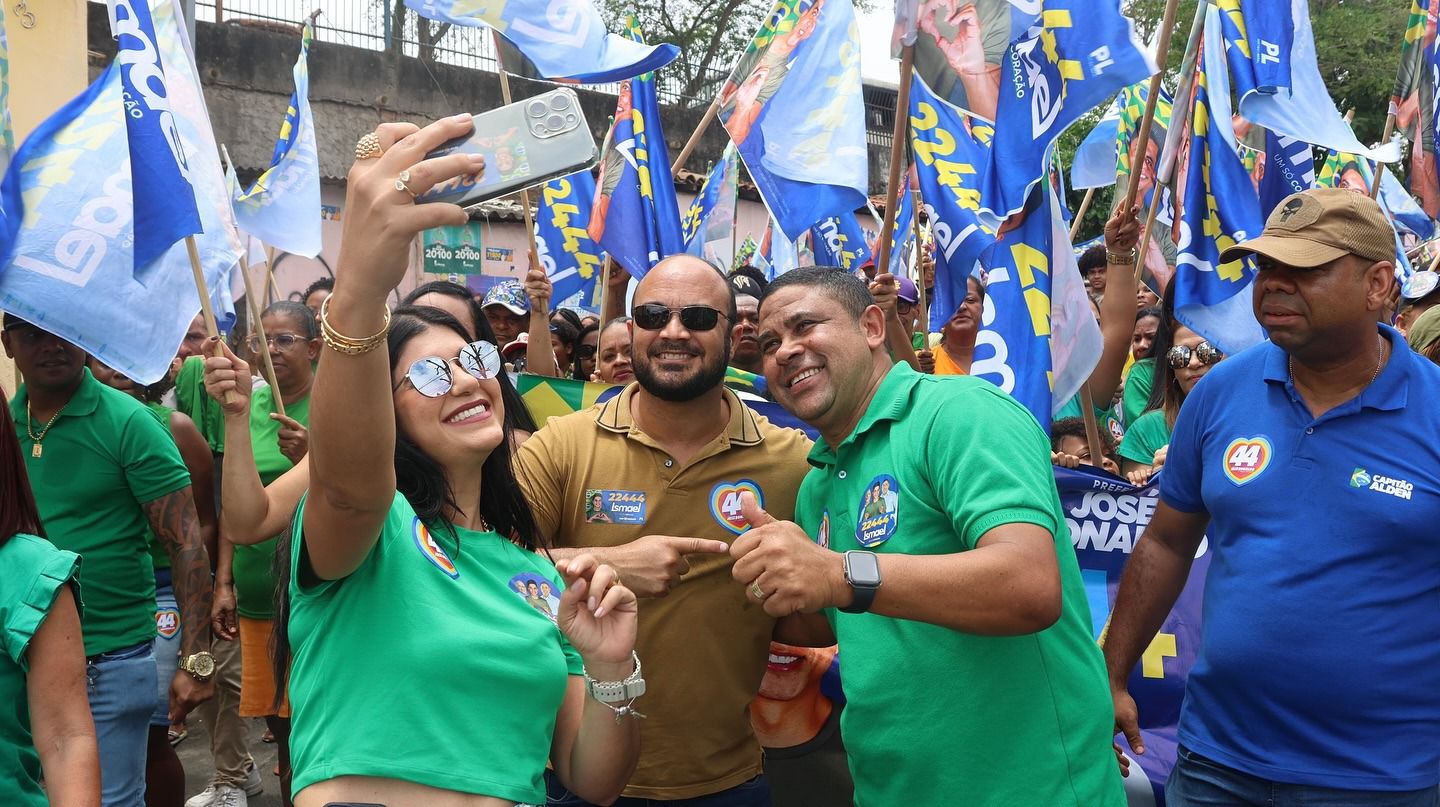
143, 487, 216, 720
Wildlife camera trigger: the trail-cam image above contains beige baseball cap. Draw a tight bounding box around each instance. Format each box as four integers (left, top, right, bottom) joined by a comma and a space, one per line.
1218, 187, 1396, 268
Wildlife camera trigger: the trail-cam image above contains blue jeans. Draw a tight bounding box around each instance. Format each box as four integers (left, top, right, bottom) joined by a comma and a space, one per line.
545, 772, 771, 807
1167, 744, 1440, 807
151, 573, 181, 726
88, 640, 158, 807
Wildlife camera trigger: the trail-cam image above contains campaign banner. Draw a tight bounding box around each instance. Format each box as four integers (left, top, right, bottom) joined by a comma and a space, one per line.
1056, 465, 1209, 807
422, 222, 484, 274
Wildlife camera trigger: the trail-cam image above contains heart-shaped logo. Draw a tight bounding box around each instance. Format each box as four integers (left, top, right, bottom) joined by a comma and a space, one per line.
710, 480, 763, 534
1223, 437, 1272, 486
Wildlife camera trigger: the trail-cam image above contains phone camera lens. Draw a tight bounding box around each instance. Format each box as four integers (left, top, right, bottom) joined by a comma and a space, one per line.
532, 124, 547, 136
527, 100, 547, 117
546, 114, 565, 130
549, 94, 571, 111
565, 114, 577, 124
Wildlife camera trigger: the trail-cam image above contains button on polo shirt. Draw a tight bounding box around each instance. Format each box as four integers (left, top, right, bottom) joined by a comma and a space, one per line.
1161, 324, 1440, 790
796, 363, 1123, 807
11, 369, 192, 656
515, 383, 812, 800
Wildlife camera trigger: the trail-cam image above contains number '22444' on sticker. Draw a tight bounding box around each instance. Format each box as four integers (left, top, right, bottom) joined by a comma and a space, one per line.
584, 489, 646, 525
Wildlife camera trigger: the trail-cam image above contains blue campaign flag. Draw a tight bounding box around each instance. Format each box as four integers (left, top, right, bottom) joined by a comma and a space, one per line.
1220, 0, 1397, 165
766, 216, 799, 278
107, 0, 202, 270
404, 0, 677, 83
1381, 168, 1435, 240
1257, 129, 1314, 218
718, 0, 869, 242
981, 0, 1155, 220
1172, 7, 1266, 357
908, 78, 999, 333
886, 186, 914, 276
587, 19, 685, 281
1070, 96, 1123, 191
535, 170, 605, 311
809, 211, 872, 273
232, 20, 322, 258
682, 143, 738, 260
0, 0, 241, 382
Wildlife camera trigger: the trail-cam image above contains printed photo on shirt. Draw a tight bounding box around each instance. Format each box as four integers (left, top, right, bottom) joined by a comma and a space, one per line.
856, 474, 899, 547
509, 572, 562, 622
584, 489, 647, 525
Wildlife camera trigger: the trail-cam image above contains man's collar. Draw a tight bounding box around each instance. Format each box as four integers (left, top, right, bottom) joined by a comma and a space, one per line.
807, 362, 920, 467
14, 367, 101, 418
1263, 323, 1410, 412
595, 382, 766, 446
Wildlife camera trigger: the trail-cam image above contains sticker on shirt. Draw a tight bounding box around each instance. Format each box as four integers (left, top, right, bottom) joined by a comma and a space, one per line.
1222, 437, 1272, 486
856, 474, 899, 547
710, 479, 763, 534
1351, 467, 1415, 501
816, 511, 830, 549
155, 607, 180, 640
509, 573, 562, 622
584, 489, 647, 525
412, 517, 459, 579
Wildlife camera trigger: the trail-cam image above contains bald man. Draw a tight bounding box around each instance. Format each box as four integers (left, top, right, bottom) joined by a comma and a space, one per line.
516, 256, 812, 805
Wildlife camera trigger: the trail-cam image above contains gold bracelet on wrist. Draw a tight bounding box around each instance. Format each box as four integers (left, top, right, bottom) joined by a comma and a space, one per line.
1106, 248, 1138, 266
319, 295, 391, 356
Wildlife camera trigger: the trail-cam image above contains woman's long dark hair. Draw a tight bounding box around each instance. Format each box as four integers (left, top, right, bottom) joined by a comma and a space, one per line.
0, 384, 45, 546
271, 307, 544, 705
1142, 286, 1187, 430
402, 280, 539, 433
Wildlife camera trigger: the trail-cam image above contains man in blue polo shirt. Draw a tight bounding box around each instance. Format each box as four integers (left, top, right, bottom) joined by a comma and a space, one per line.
1104, 187, 1440, 805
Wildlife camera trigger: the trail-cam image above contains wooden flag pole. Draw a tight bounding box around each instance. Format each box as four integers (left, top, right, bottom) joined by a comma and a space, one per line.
1120, 0, 1184, 215
598, 257, 613, 325
184, 236, 241, 406
1069, 187, 1097, 242
263, 245, 281, 304
1370, 111, 1396, 199
873, 44, 917, 278
1078, 383, 1109, 472
493, 33, 543, 278
1132, 195, 1164, 283
672, 97, 720, 177
237, 252, 286, 417
909, 186, 929, 332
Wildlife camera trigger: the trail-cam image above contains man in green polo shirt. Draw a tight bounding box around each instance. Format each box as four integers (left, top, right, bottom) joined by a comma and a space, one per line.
732, 268, 1123, 806
4, 315, 215, 807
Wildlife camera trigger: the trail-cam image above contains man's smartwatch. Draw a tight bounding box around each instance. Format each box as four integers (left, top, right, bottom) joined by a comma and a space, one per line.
841, 550, 882, 614
179, 651, 216, 682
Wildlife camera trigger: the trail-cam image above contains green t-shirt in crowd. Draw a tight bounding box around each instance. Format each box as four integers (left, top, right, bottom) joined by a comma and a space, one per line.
232, 385, 310, 620
1118, 408, 1172, 466
795, 364, 1124, 807
144, 402, 176, 570
287, 491, 582, 802
12, 370, 192, 656
174, 355, 227, 455
0, 534, 80, 807
1122, 357, 1155, 428
1053, 393, 1125, 444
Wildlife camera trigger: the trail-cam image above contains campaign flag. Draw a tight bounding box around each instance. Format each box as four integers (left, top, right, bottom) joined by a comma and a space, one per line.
107, 0, 203, 271
535, 171, 605, 311
0, 10, 12, 181
1116, 81, 1173, 187
1256, 129, 1314, 218
908, 77, 999, 333
886, 184, 915, 276
1070, 96, 1123, 190
1392, 1, 1440, 215
232, 19, 321, 258
972, 185, 1102, 430
587, 18, 685, 281
1057, 465, 1209, 807
1217, 0, 1398, 164
733, 235, 759, 271
404, 0, 677, 83
0, 5, 240, 384
682, 143, 738, 266
809, 211, 872, 273
758, 217, 799, 280
981, 1, 1156, 220
1170, 6, 1266, 357
1380, 168, 1435, 240
717, 0, 868, 242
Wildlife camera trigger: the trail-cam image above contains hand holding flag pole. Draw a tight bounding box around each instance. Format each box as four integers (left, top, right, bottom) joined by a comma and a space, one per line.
1120, 0, 1183, 215
1069, 188, 1106, 472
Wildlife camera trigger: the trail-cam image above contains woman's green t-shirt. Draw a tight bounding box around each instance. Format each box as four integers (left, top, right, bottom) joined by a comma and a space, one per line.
1118, 408, 1173, 466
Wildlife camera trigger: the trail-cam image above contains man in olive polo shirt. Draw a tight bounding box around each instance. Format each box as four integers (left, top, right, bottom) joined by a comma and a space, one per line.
731, 268, 1123, 806
4, 315, 215, 807
518, 255, 812, 805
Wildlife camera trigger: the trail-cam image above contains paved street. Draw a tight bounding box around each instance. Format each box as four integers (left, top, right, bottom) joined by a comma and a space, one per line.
176, 715, 284, 807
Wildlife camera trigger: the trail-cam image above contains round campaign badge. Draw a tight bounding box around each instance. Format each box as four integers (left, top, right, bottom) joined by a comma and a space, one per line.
1222, 437, 1272, 486
412, 517, 459, 579
710, 480, 764, 534
508, 573, 561, 622
1404, 271, 1439, 301
155, 607, 180, 640
855, 474, 899, 547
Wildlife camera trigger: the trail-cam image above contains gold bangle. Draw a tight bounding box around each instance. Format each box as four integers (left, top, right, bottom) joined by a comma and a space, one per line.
1106, 249, 1138, 266
319, 295, 391, 356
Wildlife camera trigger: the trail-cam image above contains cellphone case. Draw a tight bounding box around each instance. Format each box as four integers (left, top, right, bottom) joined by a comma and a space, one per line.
416, 87, 599, 209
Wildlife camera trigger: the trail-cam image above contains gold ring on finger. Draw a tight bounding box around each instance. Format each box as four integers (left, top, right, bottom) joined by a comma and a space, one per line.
354, 132, 383, 160
749, 582, 768, 601
395, 173, 418, 199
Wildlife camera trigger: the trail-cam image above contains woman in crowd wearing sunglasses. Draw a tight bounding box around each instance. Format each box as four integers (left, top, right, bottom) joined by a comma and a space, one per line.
1120, 290, 1225, 485
205, 117, 640, 807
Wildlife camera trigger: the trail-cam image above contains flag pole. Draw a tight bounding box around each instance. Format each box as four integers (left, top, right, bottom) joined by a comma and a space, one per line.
493, 32, 544, 282
263, 245, 281, 304
873, 44, 917, 278
672, 97, 720, 177
1370, 111, 1396, 199
184, 236, 241, 406
1131, 195, 1163, 284
1067, 186, 1107, 467
910, 186, 927, 327
1120, 0, 1185, 215
237, 251, 286, 417
1068, 188, 1097, 241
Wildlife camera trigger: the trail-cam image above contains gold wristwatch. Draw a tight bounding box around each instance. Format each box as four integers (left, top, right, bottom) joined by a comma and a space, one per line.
179, 651, 216, 682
